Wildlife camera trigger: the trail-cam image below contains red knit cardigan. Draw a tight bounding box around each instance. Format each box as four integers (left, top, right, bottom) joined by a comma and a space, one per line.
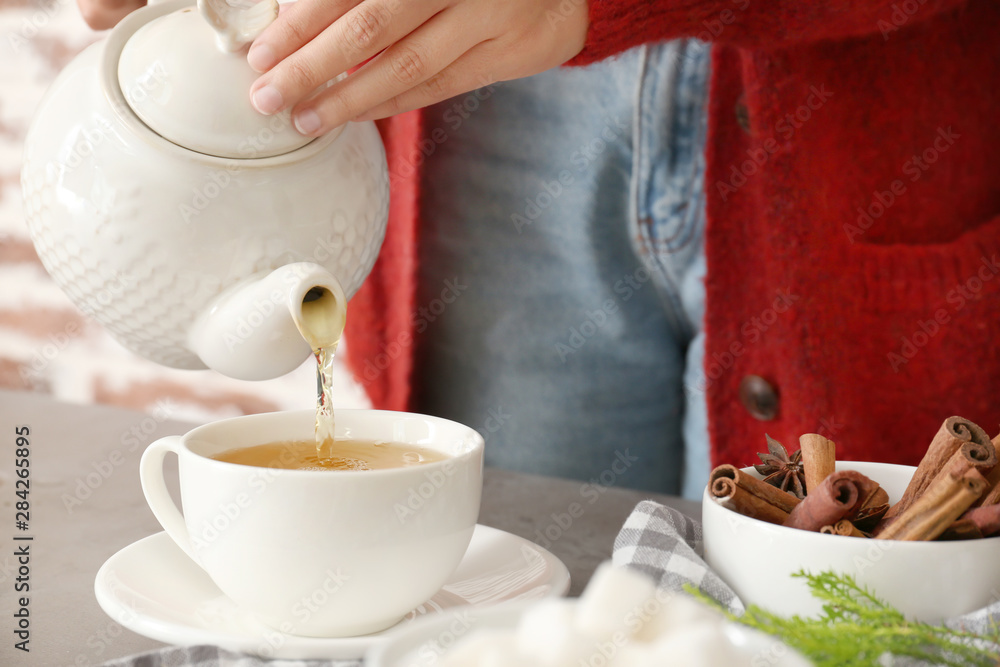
345, 0, 1000, 470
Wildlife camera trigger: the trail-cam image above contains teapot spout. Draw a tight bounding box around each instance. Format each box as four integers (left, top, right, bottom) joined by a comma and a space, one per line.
188, 263, 347, 381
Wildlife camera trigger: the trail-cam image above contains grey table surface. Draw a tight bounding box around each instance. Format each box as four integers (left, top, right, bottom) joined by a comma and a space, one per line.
0, 389, 699, 667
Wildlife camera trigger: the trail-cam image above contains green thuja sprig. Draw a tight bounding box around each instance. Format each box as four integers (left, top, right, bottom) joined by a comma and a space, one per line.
686, 571, 1000, 667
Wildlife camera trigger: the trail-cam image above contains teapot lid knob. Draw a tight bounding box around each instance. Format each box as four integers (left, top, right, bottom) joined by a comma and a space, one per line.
198, 0, 276, 53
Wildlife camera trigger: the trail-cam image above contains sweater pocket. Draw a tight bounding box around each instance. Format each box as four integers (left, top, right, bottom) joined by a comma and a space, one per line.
795, 215, 1000, 462
841, 214, 1000, 315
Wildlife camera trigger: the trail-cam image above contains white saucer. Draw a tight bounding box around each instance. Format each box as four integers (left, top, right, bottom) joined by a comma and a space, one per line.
95, 525, 569, 660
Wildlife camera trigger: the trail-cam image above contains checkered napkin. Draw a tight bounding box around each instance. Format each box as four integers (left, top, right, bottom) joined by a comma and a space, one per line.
611, 500, 745, 614
611, 499, 1000, 636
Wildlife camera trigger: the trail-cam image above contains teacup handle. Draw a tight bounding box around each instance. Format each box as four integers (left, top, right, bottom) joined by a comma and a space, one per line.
140, 436, 197, 562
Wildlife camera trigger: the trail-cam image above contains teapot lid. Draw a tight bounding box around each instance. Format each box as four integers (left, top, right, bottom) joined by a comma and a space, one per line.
117, 1, 312, 159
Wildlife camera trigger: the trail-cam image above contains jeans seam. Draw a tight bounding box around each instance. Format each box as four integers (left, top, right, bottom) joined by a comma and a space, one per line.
633, 41, 699, 344
628, 43, 648, 266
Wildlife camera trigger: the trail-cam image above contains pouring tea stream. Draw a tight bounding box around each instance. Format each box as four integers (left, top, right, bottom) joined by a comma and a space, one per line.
293, 282, 347, 453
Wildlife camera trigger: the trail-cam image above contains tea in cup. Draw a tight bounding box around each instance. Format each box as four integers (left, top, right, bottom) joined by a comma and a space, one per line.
140, 409, 484, 637
211, 438, 449, 471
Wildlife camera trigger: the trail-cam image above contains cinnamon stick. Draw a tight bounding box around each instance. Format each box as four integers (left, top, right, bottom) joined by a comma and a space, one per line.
884, 416, 989, 521
972, 434, 1000, 507
799, 433, 836, 494
709, 464, 801, 525
860, 486, 889, 512
928, 439, 996, 490
951, 503, 1000, 538
875, 464, 987, 541
783, 470, 879, 532
820, 520, 867, 538
937, 519, 983, 541
977, 481, 1000, 508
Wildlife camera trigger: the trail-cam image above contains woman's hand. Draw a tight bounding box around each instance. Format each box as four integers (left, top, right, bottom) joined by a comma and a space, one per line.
77, 0, 146, 30
247, 0, 590, 136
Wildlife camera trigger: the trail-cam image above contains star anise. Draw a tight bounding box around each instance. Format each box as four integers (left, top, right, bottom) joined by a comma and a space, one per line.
754, 434, 806, 498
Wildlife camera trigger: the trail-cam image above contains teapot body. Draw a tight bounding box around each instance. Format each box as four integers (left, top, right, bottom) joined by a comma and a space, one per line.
21, 0, 389, 373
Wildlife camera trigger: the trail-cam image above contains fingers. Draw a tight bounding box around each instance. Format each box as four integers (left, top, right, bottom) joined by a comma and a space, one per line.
249, 0, 447, 117
77, 0, 146, 30
286, 7, 481, 136
247, 0, 359, 73
353, 48, 499, 122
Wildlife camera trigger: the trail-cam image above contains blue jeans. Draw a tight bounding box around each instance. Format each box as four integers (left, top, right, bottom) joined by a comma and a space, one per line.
414, 41, 711, 497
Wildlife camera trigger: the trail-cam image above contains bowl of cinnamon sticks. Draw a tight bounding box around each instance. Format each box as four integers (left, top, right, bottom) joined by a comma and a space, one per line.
702, 416, 1000, 622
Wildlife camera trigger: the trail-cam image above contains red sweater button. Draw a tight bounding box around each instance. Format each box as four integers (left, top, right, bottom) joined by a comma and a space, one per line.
739, 375, 779, 421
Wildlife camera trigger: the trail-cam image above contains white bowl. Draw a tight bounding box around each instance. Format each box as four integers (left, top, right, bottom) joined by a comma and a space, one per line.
364, 600, 811, 667
703, 461, 1000, 622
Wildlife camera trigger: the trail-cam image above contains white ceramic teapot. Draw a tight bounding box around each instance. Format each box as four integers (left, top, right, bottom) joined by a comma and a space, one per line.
21, 0, 389, 380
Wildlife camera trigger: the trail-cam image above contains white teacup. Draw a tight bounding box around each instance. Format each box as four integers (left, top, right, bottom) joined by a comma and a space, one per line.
140, 409, 484, 637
